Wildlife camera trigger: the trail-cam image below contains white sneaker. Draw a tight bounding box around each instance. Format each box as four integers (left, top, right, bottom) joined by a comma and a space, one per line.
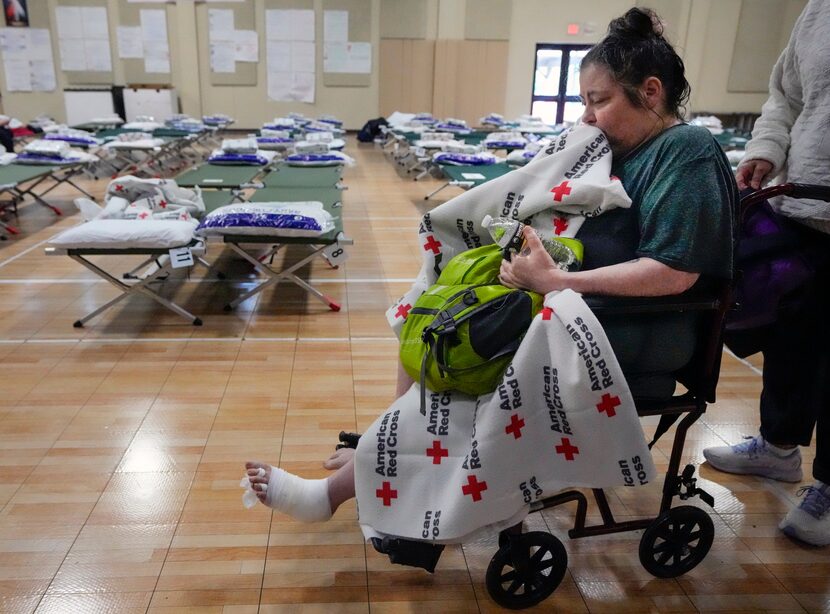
702, 435, 803, 482
780, 482, 830, 546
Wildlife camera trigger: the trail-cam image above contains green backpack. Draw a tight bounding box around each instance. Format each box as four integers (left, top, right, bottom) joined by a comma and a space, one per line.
400, 244, 544, 411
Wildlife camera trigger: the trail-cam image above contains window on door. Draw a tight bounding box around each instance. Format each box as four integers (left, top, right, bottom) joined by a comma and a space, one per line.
531, 44, 592, 126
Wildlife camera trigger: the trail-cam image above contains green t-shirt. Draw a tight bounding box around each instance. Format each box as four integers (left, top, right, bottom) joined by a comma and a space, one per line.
578, 124, 737, 279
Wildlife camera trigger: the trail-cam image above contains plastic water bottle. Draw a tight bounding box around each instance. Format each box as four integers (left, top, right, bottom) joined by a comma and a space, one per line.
481, 215, 583, 271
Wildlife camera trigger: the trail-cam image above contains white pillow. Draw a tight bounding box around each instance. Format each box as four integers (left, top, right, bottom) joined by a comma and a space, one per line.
49, 219, 197, 249
196, 202, 334, 238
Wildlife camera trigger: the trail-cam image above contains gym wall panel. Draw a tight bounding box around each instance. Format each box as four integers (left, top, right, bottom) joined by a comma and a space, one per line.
54, 0, 115, 86
196, 0, 257, 87
321, 0, 372, 87
117, 0, 174, 87
727, 0, 805, 93
464, 0, 511, 41
378, 39, 434, 117
432, 39, 507, 126
380, 0, 428, 39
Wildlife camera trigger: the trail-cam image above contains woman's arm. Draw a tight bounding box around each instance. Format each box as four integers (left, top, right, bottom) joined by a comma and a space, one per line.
499, 227, 699, 297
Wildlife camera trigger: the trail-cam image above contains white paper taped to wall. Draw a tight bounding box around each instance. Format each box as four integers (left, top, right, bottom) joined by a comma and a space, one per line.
0, 28, 56, 91
266, 9, 316, 102
55, 5, 112, 72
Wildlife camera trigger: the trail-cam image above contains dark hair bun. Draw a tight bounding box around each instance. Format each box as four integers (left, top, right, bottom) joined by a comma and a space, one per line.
609, 7, 662, 40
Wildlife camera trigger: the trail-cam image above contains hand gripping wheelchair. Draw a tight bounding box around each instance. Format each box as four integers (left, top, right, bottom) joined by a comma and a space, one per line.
336, 183, 830, 609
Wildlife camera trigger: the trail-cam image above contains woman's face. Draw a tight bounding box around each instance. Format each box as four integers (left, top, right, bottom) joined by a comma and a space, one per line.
579, 63, 663, 157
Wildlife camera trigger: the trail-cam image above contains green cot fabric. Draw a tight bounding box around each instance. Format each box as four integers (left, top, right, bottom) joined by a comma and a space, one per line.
440, 163, 512, 186
175, 164, 262, 188
263, 165, 342, 188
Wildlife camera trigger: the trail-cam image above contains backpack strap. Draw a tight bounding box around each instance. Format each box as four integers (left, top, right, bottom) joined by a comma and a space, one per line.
418, 289, 480, 414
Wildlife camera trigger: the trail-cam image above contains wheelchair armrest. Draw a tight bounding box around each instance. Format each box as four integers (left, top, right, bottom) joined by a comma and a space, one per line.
583, 289, 722, 316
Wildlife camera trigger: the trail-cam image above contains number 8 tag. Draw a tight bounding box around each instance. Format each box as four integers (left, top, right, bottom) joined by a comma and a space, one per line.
323, 242, 349, 265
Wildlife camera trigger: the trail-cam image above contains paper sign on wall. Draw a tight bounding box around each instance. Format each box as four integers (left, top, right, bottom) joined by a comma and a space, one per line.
55, 5, 112, 72
265, 9, 315, 103
322, 10, 371, 74
0, 28, 56, 91
208, 8, 257, 73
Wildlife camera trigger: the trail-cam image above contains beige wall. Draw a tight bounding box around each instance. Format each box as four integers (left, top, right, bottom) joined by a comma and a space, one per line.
0, 0, 381, 130
0, 0, 808, 127
504, 0, 804, 119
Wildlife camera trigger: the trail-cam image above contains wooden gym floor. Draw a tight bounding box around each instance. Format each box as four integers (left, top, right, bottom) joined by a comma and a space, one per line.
0, 135, 826, 613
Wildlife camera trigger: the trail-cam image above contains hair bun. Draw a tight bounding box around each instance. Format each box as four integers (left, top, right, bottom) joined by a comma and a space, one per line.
609, 7, 662, 39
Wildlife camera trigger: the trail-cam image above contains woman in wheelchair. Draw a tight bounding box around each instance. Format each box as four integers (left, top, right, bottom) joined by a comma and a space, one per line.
245, 6, 736, 545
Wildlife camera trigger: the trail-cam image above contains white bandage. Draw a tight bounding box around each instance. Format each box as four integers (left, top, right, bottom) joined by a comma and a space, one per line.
264, 466, 332, 523
240, 466, 332, 522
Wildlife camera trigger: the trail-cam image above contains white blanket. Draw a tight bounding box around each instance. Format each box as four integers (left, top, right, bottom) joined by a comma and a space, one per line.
386, 124, 631, 333
356, 289, 656, 544
354, 125, 654, 545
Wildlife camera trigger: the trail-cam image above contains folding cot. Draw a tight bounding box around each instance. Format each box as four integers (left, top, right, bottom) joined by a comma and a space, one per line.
204, 179, 351, 312
0, 160, 98, 223
423, 162, 513, 200
45, 220, 209, 327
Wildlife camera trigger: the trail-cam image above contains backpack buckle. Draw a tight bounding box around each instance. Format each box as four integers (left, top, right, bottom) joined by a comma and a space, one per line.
462, 289, 478, 306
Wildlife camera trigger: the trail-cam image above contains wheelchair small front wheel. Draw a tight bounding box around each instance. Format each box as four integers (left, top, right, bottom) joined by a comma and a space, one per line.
639, 505, 714, 579
485, 531, 568, 609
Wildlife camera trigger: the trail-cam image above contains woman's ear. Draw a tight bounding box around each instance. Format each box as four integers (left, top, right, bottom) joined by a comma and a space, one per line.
641, 76, 664, 110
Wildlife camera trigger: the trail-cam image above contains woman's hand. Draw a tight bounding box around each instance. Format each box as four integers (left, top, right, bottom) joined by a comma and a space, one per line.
499, 226, 563, 294
736, 158, 774, 190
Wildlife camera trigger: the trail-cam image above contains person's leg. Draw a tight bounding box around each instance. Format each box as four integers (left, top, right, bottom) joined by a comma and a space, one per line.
810, 259, 830, 485
0, 127, 13, 153
703, 239, 830, 481
777, 236, 830, 546
245, 458, 355, 522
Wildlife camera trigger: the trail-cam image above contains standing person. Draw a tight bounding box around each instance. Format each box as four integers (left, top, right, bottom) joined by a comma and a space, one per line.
703, 0, 830, 546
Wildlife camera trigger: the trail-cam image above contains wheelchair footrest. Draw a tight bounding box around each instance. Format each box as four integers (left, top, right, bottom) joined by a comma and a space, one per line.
370, 537, 444, 573
336, 431, 361, 450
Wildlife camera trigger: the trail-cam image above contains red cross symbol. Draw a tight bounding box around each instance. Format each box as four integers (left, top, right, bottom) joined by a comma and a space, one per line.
114, 184, 124, 192
553, 217, 569, 235
462, 475, 488, 502
505, 414, 525, 439
394, 303, 412, 320
423, 235, 442, 254
138, 211, 149, 220
376, 481, 398, 506
597, 393, 621, 418
555, 437, 580, 461
541, 307, 554, 320
426, 440, 448, 464
158, 199, 167, 209
550, 180, 572, 202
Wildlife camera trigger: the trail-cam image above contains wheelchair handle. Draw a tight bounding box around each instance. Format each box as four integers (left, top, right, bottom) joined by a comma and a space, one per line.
740, 182, 830, 209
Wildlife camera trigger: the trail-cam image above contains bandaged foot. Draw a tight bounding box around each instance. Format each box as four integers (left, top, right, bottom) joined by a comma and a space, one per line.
243, 461, 332, 522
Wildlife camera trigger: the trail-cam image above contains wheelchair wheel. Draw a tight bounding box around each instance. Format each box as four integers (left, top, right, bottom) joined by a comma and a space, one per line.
639, 505, 714, 579
485, 531, 568, 609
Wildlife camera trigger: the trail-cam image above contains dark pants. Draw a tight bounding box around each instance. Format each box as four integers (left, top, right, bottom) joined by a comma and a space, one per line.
757, 224, 830, 483
0, 127, 13, 153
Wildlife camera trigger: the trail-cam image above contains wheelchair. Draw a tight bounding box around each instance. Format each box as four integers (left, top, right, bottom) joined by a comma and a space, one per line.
337, 183, 830, 609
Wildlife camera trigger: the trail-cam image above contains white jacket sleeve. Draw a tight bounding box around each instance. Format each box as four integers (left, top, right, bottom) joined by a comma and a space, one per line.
742, 22, 804, 175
